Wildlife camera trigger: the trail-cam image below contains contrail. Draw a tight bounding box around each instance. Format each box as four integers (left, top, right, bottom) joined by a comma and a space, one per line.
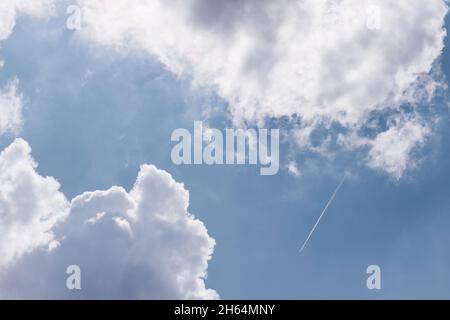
299, 174, 347, 253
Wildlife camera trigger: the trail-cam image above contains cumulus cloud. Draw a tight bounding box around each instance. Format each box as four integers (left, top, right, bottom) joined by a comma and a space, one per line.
0, 138, 68, 269
0, 139, 217, 299
76, 0, 448, 178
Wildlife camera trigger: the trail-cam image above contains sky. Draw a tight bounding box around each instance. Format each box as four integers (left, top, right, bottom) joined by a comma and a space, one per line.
1, 0, 450, 299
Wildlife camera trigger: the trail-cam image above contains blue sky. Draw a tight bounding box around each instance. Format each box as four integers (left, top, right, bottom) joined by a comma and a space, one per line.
1, 1, 450, 299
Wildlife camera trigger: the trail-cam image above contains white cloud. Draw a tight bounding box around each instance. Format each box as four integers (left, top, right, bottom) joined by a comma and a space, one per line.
287, 161, 301, 177
0, 140, 217, 299
339, 115, 433, 179
0, 0, 57, 136
0, 79, 23, 136
76, 0, 448, 178
0, 0, 65, 267
366, 120, 430, 179
0, 138, 68, 269
0, 0, 56, 41
0, 1, 217, 298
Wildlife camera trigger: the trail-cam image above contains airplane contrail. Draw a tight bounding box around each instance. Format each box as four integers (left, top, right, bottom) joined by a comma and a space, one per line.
299, 174, 347, 253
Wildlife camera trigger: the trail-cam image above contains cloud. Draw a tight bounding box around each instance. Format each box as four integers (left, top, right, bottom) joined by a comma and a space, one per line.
0, 139, 217, 299
76, 0, 448, 178
0, 138, 68, 269
339, 114, 433, 179
0, 0, 56, 41
0, 0, 57, 136
0, 79, 23, 136
366, 120, 430, 179
287, 161, 301, 177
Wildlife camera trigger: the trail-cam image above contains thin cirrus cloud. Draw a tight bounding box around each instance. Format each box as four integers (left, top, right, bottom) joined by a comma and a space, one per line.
0, 139, 218, 299
76, 0, 448, 179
